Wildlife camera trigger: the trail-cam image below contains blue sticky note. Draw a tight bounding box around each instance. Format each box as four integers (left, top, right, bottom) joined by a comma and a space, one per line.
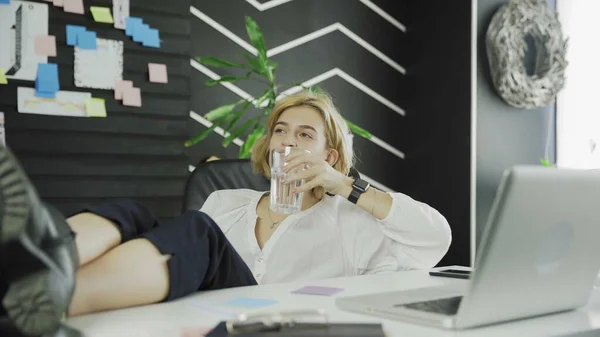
77, 31, 97, 50
35, 90, 57, 99
35, 63, 60, 97
66, 25, 86, 46
133, 24, 149, 43
224, 297, 278, 309
36, 64, 59, 87
125, 17, 143, 37
0, 0, 10, 4
142, 28, 160, 48
36, 80, 59, 94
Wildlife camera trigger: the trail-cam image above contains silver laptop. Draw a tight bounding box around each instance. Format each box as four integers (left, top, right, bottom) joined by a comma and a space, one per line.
336, 166, 600, 329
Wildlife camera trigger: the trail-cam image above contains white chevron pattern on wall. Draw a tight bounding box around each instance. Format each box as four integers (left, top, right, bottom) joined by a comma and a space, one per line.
190, 7, 406, 75
191, 59, 406, 160
245, 0, 407, 32
189, 1, 409, 194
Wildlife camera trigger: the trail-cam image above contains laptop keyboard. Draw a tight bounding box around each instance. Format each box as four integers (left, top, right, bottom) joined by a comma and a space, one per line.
399, 296, 463, 316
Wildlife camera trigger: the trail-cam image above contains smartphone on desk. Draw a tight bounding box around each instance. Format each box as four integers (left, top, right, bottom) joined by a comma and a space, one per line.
429, 268, 471, 280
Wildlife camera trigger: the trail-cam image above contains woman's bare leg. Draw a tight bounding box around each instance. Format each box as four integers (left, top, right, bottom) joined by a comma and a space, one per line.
67, 213, 122, 267
68, 238, 170, 316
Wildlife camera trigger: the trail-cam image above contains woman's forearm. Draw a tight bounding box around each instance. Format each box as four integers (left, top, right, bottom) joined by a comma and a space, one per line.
337, 177, 393, 220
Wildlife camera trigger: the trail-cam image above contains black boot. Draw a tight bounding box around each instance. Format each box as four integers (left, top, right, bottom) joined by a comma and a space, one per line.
0, 146, 79, 336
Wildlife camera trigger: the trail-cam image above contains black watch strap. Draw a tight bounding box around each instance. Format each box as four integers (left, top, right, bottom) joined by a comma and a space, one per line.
348, 178, 370, 204
348, 189, 362, 204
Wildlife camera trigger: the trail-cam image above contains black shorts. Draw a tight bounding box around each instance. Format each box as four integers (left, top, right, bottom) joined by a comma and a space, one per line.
78, 199, 257, 301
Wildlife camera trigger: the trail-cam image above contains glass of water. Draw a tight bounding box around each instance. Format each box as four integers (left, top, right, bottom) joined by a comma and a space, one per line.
270, 147, 305, 214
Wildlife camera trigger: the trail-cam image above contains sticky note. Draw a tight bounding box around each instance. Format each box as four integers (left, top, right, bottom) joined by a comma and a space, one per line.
142, 28, 160, 48
0, 68, 7, 84
90, 6, 114, 24
66, 25, 86, 46
63, 0, 84, 14
77, 31, 97, 50
123, 87, 141, 107
85, 98, 107, 117
125, 17, 143, 37
53, 0, 63, 7
114, 80, 133, 100
0, 0, 10, 5
148, 63, 167, 83
224, 297, 277, 309
35, 35, 57, 57
36, 63, 60, 95
35, 91, 57, 99
292, 285, 344, 296
133, 24, 148, 43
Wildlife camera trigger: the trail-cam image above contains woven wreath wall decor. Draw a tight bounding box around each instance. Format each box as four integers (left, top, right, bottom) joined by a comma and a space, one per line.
486, 0, 568, 109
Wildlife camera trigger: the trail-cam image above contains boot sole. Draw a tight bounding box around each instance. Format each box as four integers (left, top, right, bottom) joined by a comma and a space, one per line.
0, 148, 66, 336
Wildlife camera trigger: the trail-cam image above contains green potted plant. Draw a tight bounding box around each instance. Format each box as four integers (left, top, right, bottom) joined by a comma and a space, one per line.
186, 16, 373, 158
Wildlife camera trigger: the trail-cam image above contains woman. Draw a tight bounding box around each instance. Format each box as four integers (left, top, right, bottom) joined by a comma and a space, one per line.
0, 90, 451, 336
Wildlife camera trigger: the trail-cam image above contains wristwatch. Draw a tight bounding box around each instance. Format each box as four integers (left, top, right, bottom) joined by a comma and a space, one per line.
348, 178, 370, 204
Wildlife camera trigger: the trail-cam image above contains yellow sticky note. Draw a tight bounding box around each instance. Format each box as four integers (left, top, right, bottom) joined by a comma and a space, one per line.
90, 6, 114, 24
0, 68, 7, 85
85, 98, 107, 117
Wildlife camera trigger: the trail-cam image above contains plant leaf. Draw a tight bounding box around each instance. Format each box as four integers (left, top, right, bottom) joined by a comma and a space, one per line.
196, 56, 246, 69
204, 102, 238, 121
205, 76, 240, 86
540, 158, 552, 167
345, 119, 372, 139
205, 73, 251, 86
309, 85, 324, 94
185, 115, 232, 148
244, 53, 272, 82
225, 100, 253, 133
185, 124, 219, 148
239, 124, 264, 158
223, 118, 256, 148
245, 17, 268, 60
245, 17, 273, 82
254, 87, 274, 108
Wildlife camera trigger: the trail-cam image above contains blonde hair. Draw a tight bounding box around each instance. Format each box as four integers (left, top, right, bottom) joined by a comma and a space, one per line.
251, 90, 354, 199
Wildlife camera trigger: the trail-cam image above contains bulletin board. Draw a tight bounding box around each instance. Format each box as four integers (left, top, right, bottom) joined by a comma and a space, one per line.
0, 0, 192, 219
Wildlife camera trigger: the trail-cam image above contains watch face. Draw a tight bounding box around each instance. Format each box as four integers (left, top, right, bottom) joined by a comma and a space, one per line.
353, 179, 370, 192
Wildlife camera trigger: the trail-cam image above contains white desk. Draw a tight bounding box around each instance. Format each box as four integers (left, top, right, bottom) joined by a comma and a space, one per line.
67, 267, 600, 337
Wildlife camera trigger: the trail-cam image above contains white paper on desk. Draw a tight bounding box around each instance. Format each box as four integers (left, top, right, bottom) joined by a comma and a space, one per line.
0, 1, 49, 81
112, 0, 130, 30
18, 87, 91, 117
74, 38, 123, 90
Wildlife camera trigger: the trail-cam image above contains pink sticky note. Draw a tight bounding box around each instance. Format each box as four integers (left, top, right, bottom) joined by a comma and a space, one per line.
114, 80, 133, 100
53, 0, 64, 7
148, 63, 168, 84
35, 35, 57, 57
123, 87, 142, 107
292, 286, 344, 296
63, 0, 84, 14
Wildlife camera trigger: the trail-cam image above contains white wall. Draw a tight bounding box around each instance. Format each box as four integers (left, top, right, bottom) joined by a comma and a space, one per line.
557, 0, 600, 169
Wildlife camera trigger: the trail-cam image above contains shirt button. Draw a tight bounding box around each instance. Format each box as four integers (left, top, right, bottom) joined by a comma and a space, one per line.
255, 273, 262, 278
257, 257, 264, 263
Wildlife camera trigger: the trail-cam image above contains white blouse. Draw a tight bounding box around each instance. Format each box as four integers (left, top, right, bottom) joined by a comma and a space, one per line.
199, 189, 452, 285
